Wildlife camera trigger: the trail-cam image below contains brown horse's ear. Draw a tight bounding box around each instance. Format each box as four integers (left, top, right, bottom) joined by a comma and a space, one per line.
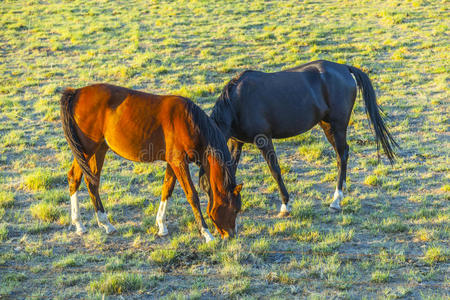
233, 183, 243, 196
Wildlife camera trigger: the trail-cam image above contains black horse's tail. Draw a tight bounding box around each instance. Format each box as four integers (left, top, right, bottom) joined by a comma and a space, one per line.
348, 66, 399, 163
60, 88, 98, 185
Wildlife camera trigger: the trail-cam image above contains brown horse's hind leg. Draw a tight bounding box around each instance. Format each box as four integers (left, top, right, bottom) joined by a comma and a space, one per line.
83, 142, 116, 234
257, 138, 290, 217
169, 160, 213, 242
319, 121, 349, 212
156, 164, 176, 236
68, 160, 87, 235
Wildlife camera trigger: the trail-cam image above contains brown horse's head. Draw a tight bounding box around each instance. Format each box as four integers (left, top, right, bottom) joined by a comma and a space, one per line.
205, 155, 242, 239
208, 183, 242, 239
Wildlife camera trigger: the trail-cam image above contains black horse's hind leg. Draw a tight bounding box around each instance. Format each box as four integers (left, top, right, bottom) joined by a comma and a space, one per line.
257, 138, 290, 217
320, 121, 349, 211
331, 130, 349, 212
320, 121, 342, 189
228, 138, 243, 174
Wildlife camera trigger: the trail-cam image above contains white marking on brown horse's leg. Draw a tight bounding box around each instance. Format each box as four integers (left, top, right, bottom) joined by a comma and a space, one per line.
201, 227, 214, 243
329, 188, 344, 212
70, 192, 86, 235
156, 200, 168, 236
96, 211, 116, 234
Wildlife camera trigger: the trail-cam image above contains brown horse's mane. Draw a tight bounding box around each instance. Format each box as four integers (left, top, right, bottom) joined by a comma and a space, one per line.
185, 100, 236, 191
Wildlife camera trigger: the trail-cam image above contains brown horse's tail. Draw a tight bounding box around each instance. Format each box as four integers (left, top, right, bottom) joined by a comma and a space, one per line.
60, 88, 98, 185
348, 66, 399, 163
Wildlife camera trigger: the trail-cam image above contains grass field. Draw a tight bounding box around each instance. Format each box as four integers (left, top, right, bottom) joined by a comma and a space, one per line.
0, 0, 449, 298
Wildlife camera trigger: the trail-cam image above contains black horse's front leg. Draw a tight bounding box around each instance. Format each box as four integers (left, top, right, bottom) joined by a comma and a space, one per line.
256, 136, 290, 217
228, 138, 244, 175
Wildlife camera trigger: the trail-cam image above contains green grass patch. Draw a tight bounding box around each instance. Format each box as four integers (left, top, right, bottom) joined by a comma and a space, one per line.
250, 237, 270, 256
423, 246, 448, 265
29, 202, 66, 223
149, 249, 177, 266
0, 224, 8, 241
0, 191, 15, 208
105, 256, 125, 271
23, 168, 64, 191
221, 278, 250, 297
53, 254, 86, 268
88, 272, 142, 295
36, 189, 67, 204
371, 270, 390, 283
298, 142, 328, 163
27, 222, 52, 234
364, 174, 380, 186
379, 217, 408, 233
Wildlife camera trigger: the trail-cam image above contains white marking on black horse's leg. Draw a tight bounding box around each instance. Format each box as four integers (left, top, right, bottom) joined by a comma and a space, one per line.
156, 200, 168, 236
280, 203, 291, 214
70, 192, 86, 235
201, 227, 214, 243
277, 202, 291, 217
329, 188, 344, 212
96, 211, 116, 234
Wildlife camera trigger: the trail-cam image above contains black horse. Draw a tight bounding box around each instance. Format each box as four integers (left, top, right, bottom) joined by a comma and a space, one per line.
199, 60, 398, 215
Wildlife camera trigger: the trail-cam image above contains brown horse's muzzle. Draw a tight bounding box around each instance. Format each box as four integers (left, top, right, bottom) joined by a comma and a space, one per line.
225, 228, 236, 239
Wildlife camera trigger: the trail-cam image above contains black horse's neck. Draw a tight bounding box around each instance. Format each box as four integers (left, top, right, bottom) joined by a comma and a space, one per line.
210, 99, 235, 140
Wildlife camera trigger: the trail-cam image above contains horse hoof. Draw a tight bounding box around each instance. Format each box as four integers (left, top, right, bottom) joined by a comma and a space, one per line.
329, 206, 342, 213
158, 230, 169, 237
277, 211, 290, 218
73, 223, 87, 235
105, 225, 117, 235
76, 228, 87, 236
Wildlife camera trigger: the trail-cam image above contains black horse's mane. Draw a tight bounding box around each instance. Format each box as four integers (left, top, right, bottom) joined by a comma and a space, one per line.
185, 99, 236, 190
210, 70, 255, 130
220, 70, 255, 103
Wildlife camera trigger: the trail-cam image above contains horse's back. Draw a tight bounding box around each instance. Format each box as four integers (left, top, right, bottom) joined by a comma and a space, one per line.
289, 60, 358, 122
231, 67, 329, 139
229, 61, 357, 139
286, 60, 357, 104
72, 84, 196, 162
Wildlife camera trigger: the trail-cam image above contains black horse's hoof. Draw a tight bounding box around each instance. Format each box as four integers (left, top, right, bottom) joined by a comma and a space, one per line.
277, 210, 291, 218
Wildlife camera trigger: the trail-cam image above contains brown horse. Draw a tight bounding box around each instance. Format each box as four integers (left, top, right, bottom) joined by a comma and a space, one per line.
60, 84, 242, 241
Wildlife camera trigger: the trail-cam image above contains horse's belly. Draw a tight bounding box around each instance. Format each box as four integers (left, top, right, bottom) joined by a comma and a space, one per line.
104, 128, 166, 163
269, 101, 327, 138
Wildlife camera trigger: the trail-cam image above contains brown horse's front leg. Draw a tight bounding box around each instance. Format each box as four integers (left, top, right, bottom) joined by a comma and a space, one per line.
169, 160, 214, 242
